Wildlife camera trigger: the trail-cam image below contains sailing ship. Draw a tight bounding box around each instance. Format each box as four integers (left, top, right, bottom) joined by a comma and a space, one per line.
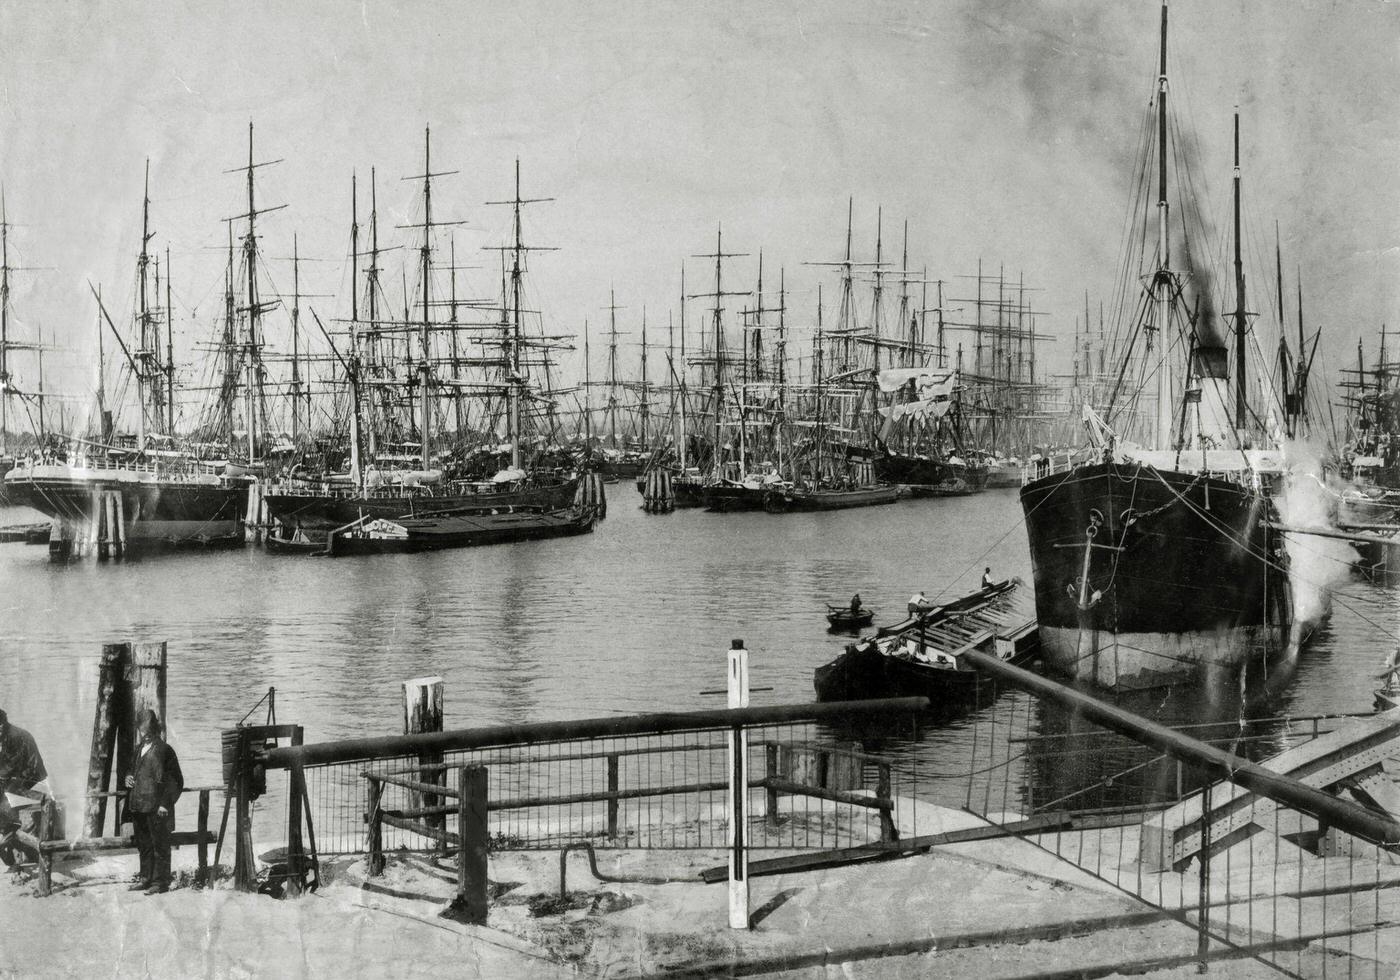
871, 364, 987, 496
1019, 3, 1299, 691
263, 139, 582, 545
4, 164, 246, 552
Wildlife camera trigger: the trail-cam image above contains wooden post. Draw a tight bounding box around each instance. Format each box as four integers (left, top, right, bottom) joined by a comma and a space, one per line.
36, 803, 52, 897
233, 733, 256, 892
877, 763, 898, 843
113, 491, 126, 558
606, 754, 620, 839
367, 777, 384, 877
285, 762, 306, 896
129, 642, 168, 730
84, 643, 128, 838
403, 677, 445, 837
764, 743, 780, 828
452, 764, 488, 925
727, 639, 750, 930
196, 789, 210, 886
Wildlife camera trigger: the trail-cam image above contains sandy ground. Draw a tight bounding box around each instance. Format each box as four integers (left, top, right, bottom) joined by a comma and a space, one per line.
6, 797, 1400, 978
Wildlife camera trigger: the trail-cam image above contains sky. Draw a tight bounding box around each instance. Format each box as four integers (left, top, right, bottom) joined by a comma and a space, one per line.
0, 0, 1396, 433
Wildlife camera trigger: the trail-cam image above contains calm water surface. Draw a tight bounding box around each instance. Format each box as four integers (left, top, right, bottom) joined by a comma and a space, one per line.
0, 487, 1394, 813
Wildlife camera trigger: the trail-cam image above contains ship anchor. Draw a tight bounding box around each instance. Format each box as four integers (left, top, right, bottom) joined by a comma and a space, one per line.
1055, 511, 1125, 612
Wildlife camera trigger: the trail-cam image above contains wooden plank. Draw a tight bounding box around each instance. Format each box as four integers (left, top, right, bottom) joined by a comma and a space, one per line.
763, 777, 892, 812
1140, 712, 1400, 870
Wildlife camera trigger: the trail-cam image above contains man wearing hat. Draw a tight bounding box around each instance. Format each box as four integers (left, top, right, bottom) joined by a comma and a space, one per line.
124, 709, 184, 895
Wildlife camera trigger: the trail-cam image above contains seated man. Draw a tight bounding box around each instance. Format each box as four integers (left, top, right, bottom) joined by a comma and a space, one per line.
0, 709, 51, 868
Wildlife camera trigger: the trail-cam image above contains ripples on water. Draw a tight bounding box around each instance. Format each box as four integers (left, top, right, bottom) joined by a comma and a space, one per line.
0, 488, 1395, 817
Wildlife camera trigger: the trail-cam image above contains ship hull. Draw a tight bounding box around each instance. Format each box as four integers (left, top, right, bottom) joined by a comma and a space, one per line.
327, 505, 598, 556
3, 466, 245, 549
702, 482, 771, 512
1019, 461, 1291, 691
263, 478, 579, 531
874, 453, 988, 497
763, 484, 900, 512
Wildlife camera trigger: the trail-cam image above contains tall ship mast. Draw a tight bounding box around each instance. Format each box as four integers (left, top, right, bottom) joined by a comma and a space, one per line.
4, 161, 246, 554
262, 153, 583, 544
1018, 2, 1298, 691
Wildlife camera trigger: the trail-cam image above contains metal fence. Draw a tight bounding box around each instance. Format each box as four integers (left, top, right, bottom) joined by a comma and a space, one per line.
955, 676, 1400, 978
269, 699, 927, 860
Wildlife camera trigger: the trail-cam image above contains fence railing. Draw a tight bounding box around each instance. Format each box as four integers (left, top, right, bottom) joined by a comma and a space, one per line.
266, 698, 924, 859
954, 646, 1400, 978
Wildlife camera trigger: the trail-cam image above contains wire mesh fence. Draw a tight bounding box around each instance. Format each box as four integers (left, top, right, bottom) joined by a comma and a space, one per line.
290, 705, 926, 858
957, 690, 1400, 978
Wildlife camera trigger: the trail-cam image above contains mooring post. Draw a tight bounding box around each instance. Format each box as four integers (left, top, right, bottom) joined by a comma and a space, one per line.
877, 762, 898, 843
727, 638, 750, 930
285, 761, 307, 897
233, 733, 257, 892
196, 789, 210, 886
35, 803, 52, 897
84, 643, 128, 838
606, 753, 620, 839
403, 677, 445, 838
113, 492, 126, 559
129, 642, 168, 729
367, 777, 384, 877
451, 764, 488, 925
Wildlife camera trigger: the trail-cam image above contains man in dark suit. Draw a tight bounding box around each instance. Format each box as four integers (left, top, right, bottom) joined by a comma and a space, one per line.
124, 709, 184, 895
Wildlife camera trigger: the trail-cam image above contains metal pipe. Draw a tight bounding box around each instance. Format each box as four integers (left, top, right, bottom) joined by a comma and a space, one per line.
266, 697, 929, 769
959, 647, 1400, 849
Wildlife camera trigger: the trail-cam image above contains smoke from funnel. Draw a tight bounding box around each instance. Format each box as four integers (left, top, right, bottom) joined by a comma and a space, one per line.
1277, 439, 1350, 631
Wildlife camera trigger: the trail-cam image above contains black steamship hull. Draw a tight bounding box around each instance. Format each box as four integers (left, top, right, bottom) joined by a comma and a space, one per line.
1019, 461, 1291, 691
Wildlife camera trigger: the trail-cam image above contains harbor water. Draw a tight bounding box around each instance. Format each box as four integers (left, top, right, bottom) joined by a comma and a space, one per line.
0, 486, 1395, 818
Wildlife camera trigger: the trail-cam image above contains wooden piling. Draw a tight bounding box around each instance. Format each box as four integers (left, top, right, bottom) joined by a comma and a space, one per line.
129, 642, 168, 728
84, 643, 129, 838
403, 677, 445, 836
233, 736, 256, 891
877, 763, 898, 842
285, 762, 306, 896
36, 804, 52, 897
113, 492, 126, 558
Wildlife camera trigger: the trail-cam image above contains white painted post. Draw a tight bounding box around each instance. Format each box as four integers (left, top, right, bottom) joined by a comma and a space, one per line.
727, 638, 750, 929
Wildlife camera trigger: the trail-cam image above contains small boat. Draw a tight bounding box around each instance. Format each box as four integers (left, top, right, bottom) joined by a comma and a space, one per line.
825, 604, 875, 631
325, 502, 600, 557
814, 580, 1037, 702
264, 526, 327, 556
0, 522, 49, 544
